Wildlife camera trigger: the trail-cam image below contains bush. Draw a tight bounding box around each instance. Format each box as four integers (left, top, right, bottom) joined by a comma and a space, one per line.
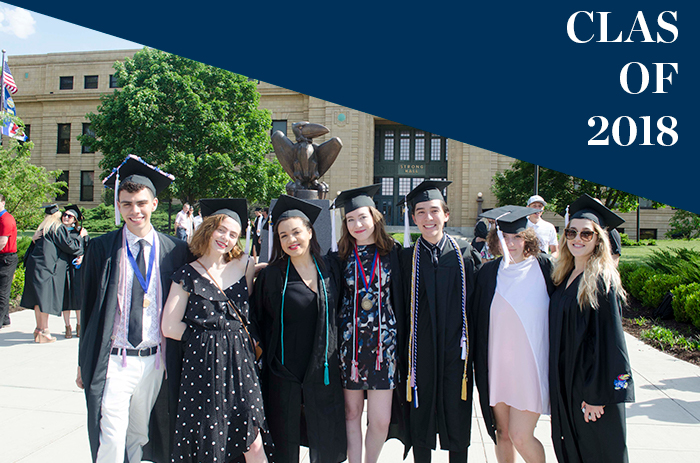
640, 274, 688, 308
626, 266, 655, 300
671, 283, 700, 323
667, 209, 700, 239
10, 264, 24, 300
618, 262, 640, 289
686, 292, 700, 330
620, 233, 635, 246
391, 232, 422, 244
16, 236, 32, 262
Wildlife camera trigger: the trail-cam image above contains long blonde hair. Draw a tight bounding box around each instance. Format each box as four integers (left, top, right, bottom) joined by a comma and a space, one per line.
552, 220, 627, 309
37, 211, 63, 236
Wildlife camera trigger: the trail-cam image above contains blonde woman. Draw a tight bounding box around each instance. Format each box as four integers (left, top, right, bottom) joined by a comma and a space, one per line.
21, 204, 83, 342
549, 194, 634, 463
473, 206, 554, 463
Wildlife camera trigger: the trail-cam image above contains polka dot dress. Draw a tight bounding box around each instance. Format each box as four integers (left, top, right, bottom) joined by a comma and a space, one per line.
171, 264, 272, 462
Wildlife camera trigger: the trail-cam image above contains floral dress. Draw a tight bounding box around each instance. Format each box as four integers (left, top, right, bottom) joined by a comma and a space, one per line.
339, 244, 397, 389
171, 264, 272, 462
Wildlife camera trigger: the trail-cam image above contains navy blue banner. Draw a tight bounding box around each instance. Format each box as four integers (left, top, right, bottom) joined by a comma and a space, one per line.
9, 1, 695, 211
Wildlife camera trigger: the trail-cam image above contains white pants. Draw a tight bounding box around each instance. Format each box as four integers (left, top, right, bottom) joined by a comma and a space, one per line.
96, 354, 164, 463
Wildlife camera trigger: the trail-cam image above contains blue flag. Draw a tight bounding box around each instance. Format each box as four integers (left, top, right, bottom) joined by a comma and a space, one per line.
2, 86, 27, 141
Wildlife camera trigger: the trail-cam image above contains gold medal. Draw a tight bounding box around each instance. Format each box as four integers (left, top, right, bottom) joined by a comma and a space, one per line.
143, 298, 150, 308
361, 295, 373, 311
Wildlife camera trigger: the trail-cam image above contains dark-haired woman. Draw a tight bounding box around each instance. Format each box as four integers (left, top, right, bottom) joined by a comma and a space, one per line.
473, 206, 554, 463
61, 205, 89, 338
333, 185, 408, 463
252, 195, 346, 463
162, 200, 271, 463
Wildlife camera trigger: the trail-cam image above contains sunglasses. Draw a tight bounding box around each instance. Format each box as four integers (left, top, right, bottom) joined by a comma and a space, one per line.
564, 228, 597, 242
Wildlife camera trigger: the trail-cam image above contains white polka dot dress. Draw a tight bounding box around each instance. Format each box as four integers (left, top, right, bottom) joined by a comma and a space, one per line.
171, 264, 272, 462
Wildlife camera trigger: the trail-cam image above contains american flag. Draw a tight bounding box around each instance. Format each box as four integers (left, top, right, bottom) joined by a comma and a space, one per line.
3, 61, 17, 94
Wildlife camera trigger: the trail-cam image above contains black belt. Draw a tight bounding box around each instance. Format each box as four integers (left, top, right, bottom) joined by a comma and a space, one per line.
110, 346, 158, 357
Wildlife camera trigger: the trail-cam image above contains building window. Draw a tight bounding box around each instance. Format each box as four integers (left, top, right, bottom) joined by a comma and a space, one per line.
640, 228, 657, 240
384, 131, 394, 161
399, 131, 410, 161
272, 120, 287, 136
398, 177, 412, 196
381, 178, 394, 196
80, 171, 94, 202
430, 136, 442, 161
56, 172, 69, 202
639, 197, 654, 209
84, 75, 98, 89
59, 76, 74, 90
82, 123, 95, 153
57, 124, 71, 154
109, 74, 119, 88
415, 131, 425, 161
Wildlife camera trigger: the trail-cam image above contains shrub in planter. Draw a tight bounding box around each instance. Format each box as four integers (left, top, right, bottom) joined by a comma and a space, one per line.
683, 291, 700, 330
618, 263, 640, 289
640, 274, 688, 308
620, 233, 635, 246
671, 283, 700, 323
626, 266, 656, 300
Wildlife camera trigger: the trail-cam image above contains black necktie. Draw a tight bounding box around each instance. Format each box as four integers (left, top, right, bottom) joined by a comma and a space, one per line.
128, 239, 147, 347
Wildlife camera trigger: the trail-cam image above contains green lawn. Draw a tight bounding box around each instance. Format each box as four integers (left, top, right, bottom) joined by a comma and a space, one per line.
620, 239, 700, 266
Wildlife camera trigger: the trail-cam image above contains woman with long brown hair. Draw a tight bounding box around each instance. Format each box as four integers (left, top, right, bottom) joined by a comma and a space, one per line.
473, 206, 554, 463
333, 185, 407, 463
549, 194, 634, 463
162, 199, 271, 463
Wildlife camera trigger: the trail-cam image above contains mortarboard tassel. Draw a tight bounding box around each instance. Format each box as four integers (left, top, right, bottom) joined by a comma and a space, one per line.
495, 212, 512, 268
114, 172, 120, 227
244, 219, 251, 255
267, 215, 273, 261
330, 205, 338, 252
564, 205, 570, 227
403, 199, 411, 248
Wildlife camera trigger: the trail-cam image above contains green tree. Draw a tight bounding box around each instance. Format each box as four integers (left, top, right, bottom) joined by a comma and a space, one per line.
0, 134, 65, 230
491, 160, 663, 213
667, 210, 700, 239
79, 48, 288, 205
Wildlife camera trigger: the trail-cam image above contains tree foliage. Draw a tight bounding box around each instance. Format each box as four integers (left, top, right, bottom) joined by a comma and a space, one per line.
491, 160, 664, 214
0, 136, 65, 230
80, 48, 288, 205
667, 210, 700, 239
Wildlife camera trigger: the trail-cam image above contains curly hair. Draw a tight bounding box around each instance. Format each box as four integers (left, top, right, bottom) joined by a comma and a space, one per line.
552, 220, 627, 310
485, 227, 540, 258
337, 206, 395, 260
188, 214, 244, 262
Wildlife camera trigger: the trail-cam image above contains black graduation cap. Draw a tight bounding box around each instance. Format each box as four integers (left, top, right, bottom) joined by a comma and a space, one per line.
102, 155, 175, 196
399, 180, 452, 208
271, 195, 322, 225
63, 204, 83, 222
199, 198, 248, 230
480, 205, 534, 234
333, 184, 381, 213
43, 204, 59, 215
564, 193, 625, 229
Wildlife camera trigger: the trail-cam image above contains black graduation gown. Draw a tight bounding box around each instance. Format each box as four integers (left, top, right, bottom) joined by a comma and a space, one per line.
549, 274, 634, 463
79, 227, 189, 463
63, 229, 89, 312
21, 224, 83, 315
252, 255, 347, 463
471, 220, 489, 253
400, 237, 481, 451
472, 255, 555, 444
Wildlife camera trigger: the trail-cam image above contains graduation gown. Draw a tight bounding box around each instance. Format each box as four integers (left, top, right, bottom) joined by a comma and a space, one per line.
63, 229, 90, 312
549, 274, 634, 463
472, 255, 555, 444
400, 237, 481, 451
21, 224, 83, 315
252, 255, 347, 463
79, 227, 189, 463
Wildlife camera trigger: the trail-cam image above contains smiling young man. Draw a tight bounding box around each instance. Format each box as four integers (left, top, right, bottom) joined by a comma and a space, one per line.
77, 156, 189, 463
400, 181, 482, 463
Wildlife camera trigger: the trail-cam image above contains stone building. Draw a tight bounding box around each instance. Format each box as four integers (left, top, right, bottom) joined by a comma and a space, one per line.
8, 49, 674, 238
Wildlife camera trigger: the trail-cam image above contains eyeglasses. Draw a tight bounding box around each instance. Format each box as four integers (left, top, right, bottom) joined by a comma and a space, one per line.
564, 228, 597, 242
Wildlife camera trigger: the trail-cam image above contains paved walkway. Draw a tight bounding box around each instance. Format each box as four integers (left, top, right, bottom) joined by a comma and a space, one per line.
1, 308, 699, 462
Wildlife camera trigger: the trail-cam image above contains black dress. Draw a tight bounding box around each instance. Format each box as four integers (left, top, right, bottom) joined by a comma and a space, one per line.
549, 274, 634, 463
170, 264, 272, 463
62, 228, 89, 312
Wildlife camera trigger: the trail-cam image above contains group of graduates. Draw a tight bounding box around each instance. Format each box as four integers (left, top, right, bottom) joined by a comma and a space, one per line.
65, 155, 633, 463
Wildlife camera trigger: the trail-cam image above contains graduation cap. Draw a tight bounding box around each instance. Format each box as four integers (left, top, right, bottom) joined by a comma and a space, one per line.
333, 184, 381, 213
43, 204, 59, 215
199, 198, 248, 230
399, 180, 452, 209
63, 204, 83, 222
480, 205, 534, 234
103, 154, 175, 197
271, 195, 322, 225
563, 193, 624, 229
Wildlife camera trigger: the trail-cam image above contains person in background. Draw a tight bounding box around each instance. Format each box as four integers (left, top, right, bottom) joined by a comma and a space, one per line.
61, 205, 89, 338
253, 207, 264, 259
526, 195, 558, 258
175, 202, 191, 241
192, 207, 203, 231
472, 217, 496, 261
549, 194, 634, 463
333, 185, 409, 463
473, 206, 554, 463
609, 228, 622, 268
162, 198, 271, 463
21, 204, 83, 343
0, 193, 18, 329
252, 195, 346, 463
77, 156, 189, 463
400, 180, 481, 463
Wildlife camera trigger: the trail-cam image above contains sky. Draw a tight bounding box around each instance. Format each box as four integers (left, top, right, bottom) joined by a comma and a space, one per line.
0, 2, 142, 58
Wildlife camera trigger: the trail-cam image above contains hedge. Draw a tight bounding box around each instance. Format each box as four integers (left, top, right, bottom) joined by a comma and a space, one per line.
671, 283, 700, 323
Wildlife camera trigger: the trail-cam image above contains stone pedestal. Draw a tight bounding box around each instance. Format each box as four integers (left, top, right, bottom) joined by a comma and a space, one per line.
259, 198, 333, 263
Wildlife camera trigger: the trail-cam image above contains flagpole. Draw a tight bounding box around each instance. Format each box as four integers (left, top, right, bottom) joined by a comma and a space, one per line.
1, 50, 5, 117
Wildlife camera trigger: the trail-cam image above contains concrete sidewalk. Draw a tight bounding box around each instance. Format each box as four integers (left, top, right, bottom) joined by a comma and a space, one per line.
2, 308, 699, 462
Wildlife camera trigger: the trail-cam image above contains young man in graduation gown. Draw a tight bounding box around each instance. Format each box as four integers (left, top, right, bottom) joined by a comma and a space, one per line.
400, 181, 482, 462
76, 155, 189, 463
